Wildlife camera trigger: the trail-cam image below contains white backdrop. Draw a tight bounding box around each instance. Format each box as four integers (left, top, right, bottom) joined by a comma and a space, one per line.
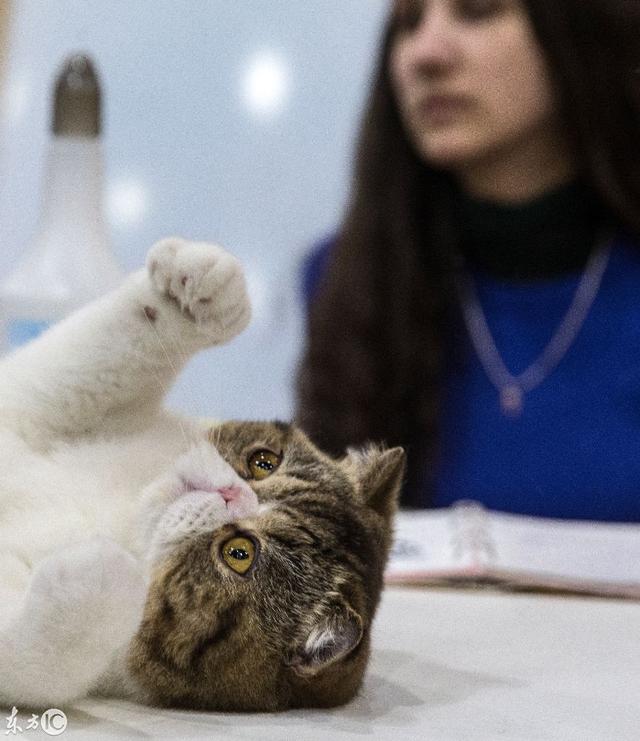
0, 0, 387, 419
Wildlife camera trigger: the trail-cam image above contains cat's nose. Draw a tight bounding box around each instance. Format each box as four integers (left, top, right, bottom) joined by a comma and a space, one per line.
217, 485, 245, 503
219, 482, 259, 520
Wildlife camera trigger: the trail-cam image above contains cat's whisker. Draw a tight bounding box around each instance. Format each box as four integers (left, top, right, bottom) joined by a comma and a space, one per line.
153, 312, 207, 424
139, 314, 193, 448
213, 422, 222, 451
142, 315, 178, 390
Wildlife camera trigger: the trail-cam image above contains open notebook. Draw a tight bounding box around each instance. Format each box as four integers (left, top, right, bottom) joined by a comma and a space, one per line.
385, 501, 640, 598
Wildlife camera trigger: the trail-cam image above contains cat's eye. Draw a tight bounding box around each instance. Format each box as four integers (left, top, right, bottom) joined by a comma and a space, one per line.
221, 536, 256, 575
247, 449, 282, 480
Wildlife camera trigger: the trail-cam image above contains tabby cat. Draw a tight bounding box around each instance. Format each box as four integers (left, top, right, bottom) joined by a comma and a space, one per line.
0, 238, 404, 711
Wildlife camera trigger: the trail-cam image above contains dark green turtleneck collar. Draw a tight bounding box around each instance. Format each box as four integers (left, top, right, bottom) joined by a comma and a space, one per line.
453, 180, 613, 280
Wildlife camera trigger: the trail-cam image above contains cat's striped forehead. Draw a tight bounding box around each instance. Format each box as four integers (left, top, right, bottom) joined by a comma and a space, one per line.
208, 420, 330, 476
207, 420, 358, 505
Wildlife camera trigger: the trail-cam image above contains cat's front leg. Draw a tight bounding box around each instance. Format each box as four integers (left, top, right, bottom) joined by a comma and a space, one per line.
0, 538, 146, 707
0, 238, 251, 444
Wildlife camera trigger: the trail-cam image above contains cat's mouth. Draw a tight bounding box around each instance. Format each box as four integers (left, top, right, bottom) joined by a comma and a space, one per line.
180, 477, 236, 499
178, 477, 258, 515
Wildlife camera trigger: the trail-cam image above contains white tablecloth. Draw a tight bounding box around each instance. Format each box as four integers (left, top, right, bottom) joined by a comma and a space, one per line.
7, 586, 640, 740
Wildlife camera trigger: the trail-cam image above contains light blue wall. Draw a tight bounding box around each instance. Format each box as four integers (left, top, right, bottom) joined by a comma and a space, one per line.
0, 0, 388, 420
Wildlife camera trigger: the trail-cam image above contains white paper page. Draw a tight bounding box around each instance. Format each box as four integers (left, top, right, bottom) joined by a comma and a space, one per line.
489, 512, 640, 585
386, 506, 485, 579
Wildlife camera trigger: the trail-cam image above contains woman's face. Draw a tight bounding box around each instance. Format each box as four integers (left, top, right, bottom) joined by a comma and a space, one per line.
389, 0, 563, 174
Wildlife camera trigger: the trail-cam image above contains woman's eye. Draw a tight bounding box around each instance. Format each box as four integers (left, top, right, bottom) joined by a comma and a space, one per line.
247, 449, 282, 480
457, 0, 505, 22
220, 536, 256, 575
394, 0, 422, 30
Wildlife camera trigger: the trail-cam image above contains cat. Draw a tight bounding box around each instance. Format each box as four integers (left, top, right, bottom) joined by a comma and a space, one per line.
0, 237, 404, 712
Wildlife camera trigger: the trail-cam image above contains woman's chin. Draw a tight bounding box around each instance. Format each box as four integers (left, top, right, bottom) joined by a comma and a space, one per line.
408, 121, 499, 169
414, 135, 487, 171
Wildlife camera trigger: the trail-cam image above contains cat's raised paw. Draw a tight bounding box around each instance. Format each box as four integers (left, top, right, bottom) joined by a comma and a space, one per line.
146, 237, 251, 340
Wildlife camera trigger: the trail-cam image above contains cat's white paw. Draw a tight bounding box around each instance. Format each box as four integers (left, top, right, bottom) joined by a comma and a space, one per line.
5, 540, 147, 707
28, 538, 147, 637
146, 237, 251, 341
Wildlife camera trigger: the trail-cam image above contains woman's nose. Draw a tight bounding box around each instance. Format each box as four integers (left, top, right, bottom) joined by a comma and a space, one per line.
404, 5, 460, 69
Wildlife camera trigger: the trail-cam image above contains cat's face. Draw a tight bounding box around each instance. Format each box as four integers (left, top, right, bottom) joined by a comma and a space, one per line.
127, 421, 403, 711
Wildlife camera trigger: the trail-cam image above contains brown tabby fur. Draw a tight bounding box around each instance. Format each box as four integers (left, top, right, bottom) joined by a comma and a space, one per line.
127, 421, 404, 711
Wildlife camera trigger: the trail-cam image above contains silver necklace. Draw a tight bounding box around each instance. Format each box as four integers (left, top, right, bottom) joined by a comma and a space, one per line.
455, 239, 612, 417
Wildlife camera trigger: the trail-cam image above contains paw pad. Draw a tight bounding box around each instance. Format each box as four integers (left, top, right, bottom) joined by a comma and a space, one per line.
146, 237, 251, 339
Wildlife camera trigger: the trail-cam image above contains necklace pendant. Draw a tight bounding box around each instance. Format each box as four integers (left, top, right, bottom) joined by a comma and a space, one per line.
500, 385, 524, 417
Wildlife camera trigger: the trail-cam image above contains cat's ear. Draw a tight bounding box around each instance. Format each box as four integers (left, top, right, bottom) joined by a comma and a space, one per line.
343, 445, 405, 519
287, 602, 363, 677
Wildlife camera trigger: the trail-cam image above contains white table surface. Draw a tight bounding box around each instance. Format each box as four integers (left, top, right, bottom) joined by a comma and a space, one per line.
7, 586, 640, 740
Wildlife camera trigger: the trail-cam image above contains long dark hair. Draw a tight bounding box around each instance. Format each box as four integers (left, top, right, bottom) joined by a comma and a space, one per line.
295, 0, 640, 507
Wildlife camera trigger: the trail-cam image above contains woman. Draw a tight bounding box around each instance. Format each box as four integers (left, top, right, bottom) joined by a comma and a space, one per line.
296, 0, 640, 521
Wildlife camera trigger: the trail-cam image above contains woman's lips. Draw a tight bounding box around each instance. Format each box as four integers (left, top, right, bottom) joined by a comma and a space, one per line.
417, 95, 471, 123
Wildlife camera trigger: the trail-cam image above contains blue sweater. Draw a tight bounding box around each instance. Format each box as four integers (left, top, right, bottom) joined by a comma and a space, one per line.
302, 236, 640, 523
